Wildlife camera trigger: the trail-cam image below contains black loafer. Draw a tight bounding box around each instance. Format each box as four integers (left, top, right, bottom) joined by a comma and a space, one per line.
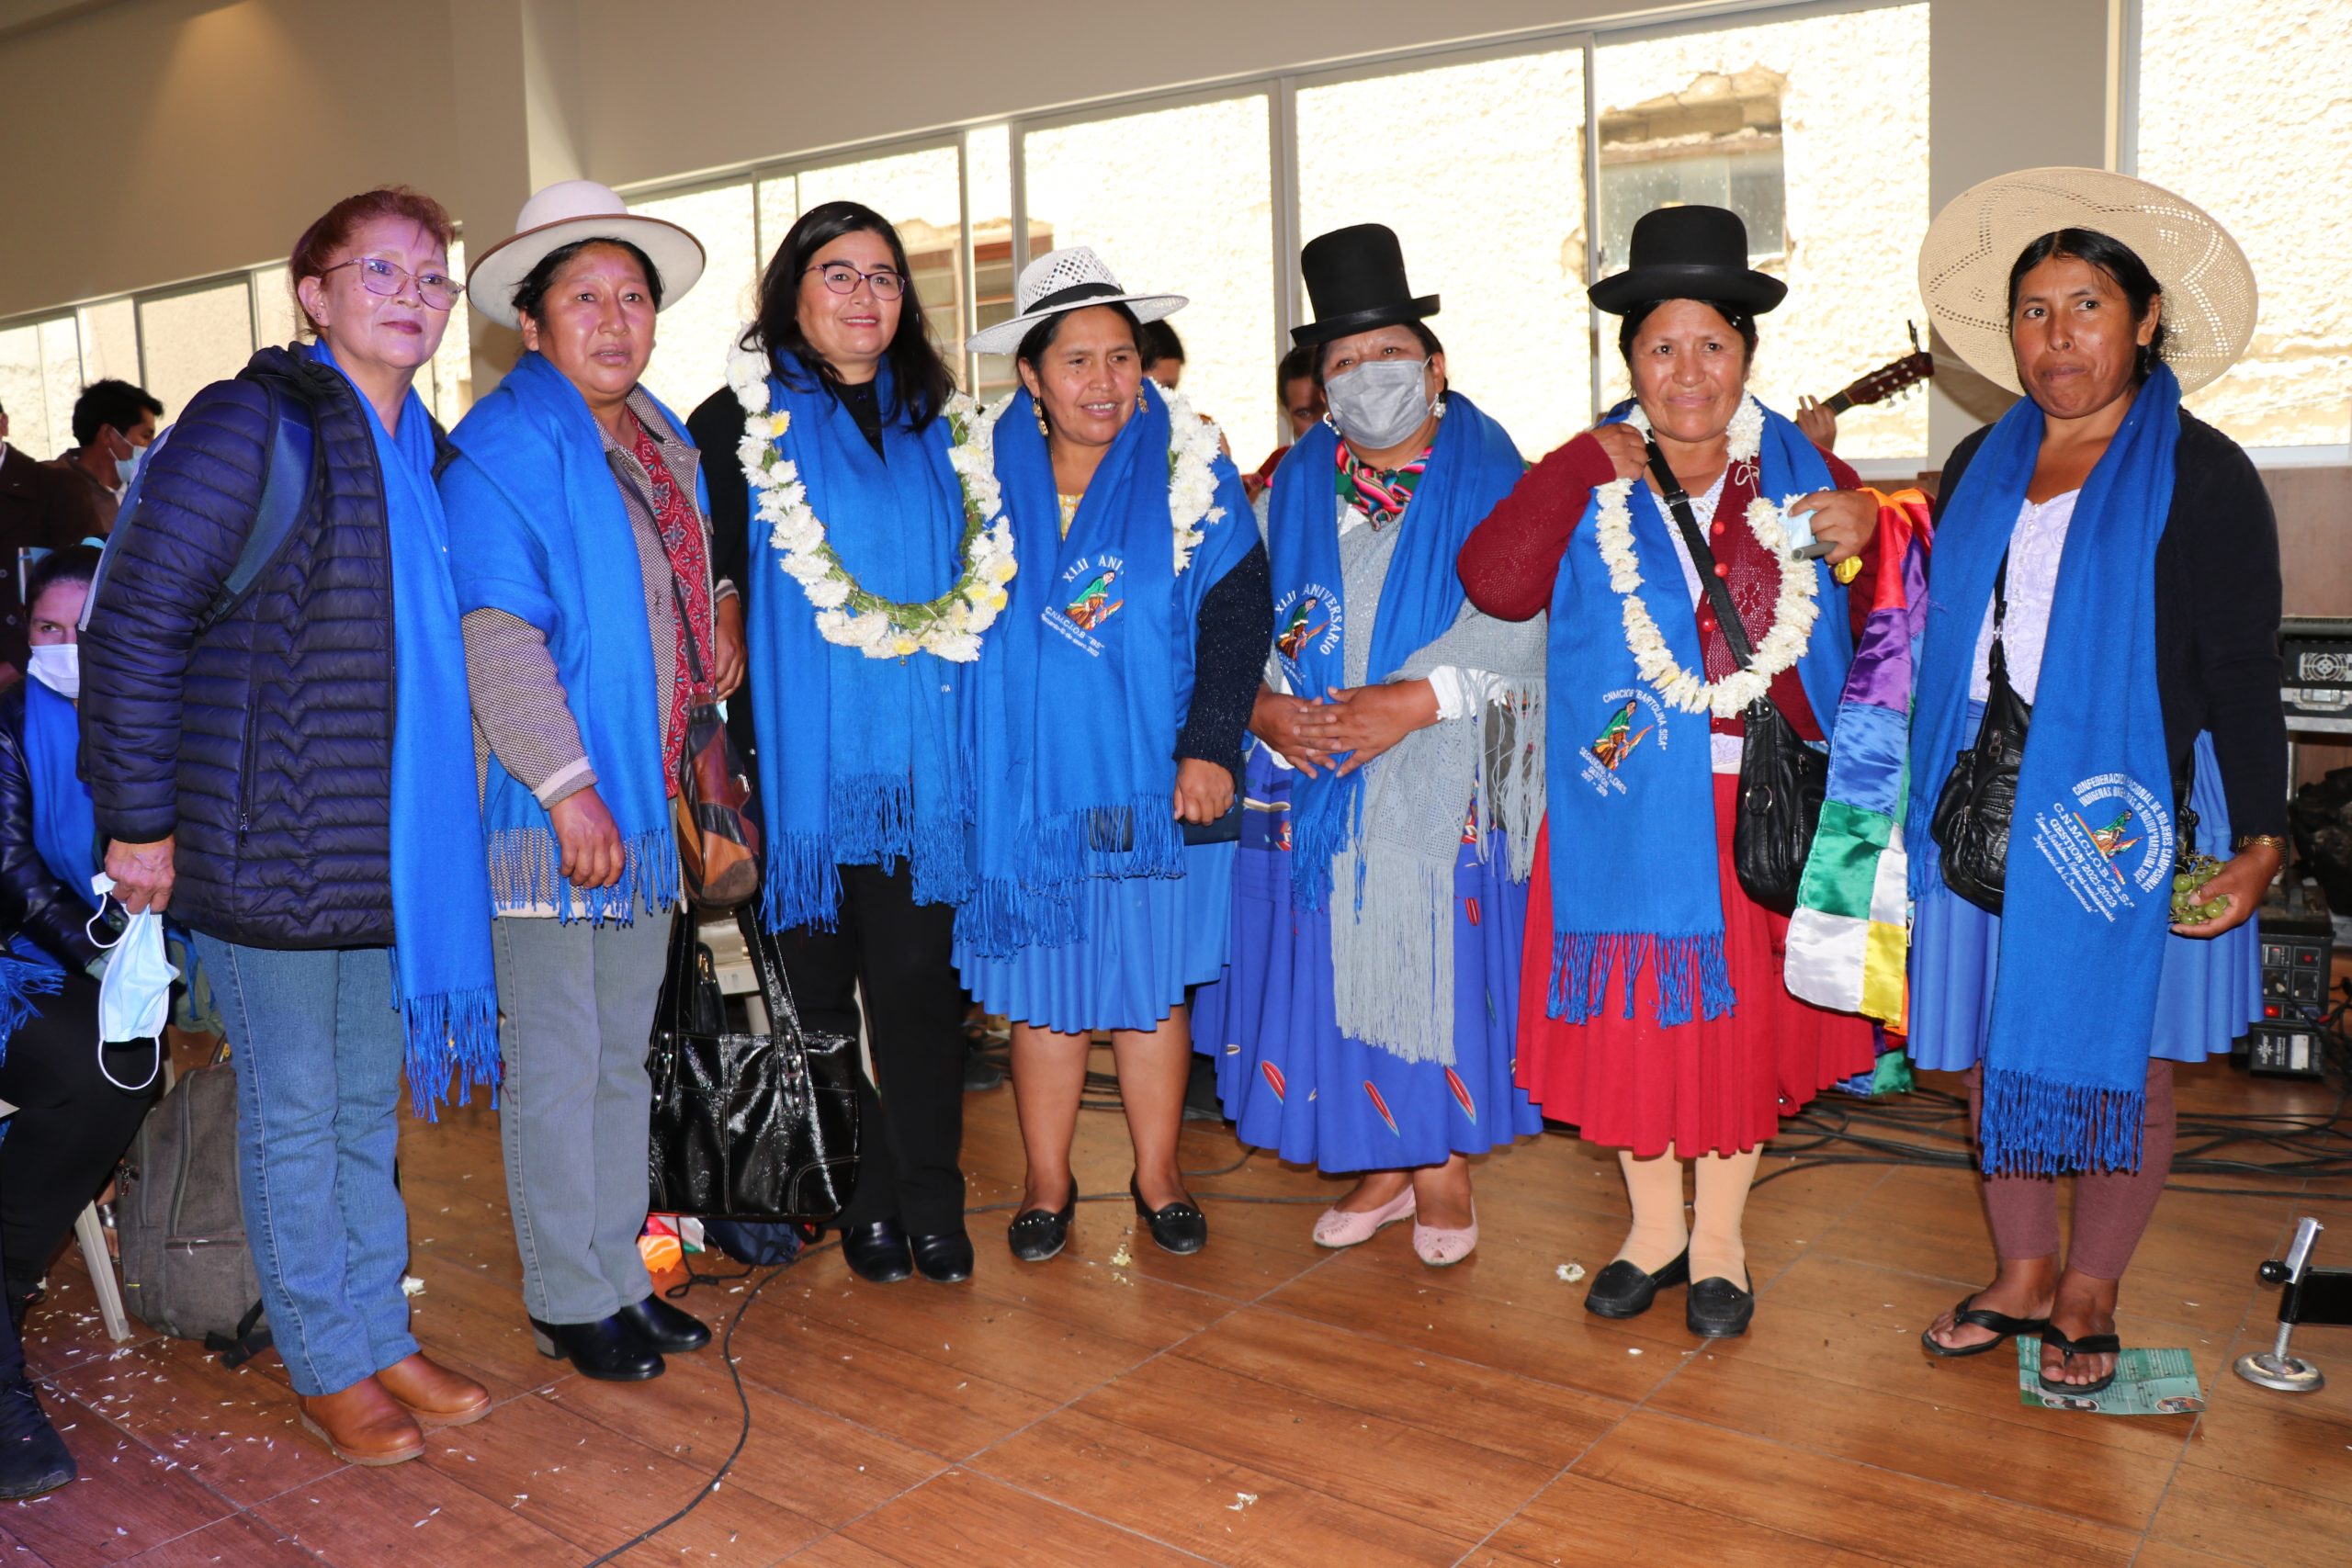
1687, 1274, 1756, 1338
616, 1293, 711, 1353
1584, 1250, 1690, 1319
1008, 1201, 1076, 1263
910, 1230, 975, 1283
839, 1219, 913, 1284
0, 1382, 75, 1500
1130, 1176, 1207, 1256
529, 1314, 664, 1381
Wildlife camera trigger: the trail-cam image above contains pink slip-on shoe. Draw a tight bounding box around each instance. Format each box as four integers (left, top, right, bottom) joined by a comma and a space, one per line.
1412, 1206, 1478, 1267
1311, 1186, 1417, 1248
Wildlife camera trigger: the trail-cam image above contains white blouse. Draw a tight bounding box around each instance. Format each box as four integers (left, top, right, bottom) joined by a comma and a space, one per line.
1968, 489, 2081, 705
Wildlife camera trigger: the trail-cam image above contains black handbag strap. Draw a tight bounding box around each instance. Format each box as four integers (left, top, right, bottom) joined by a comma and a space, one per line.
652, 908, 815, 1045
1644, 436, 1758, 674
669, 574, 712, 694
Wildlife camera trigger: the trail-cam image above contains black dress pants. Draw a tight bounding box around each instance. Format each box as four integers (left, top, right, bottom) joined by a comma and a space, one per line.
774, 863, 967, 1235
0, 974, 158, 1299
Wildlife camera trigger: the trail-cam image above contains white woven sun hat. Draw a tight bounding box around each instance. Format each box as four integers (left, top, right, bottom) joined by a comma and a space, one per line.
1917, 166, 2256, 396
466, 180, 707, 331
964, 247, 1187, 357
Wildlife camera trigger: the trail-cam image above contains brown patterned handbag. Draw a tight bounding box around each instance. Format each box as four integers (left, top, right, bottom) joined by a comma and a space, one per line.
670, 578, 762, 910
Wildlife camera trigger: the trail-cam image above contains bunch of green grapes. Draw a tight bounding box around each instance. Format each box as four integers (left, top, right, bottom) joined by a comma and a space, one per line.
2171, 854, 2230, 925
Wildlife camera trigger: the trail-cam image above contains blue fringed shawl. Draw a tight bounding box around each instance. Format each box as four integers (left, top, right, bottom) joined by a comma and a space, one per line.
1906, 367, 2184, 1175
1541, 400, 1848, 1027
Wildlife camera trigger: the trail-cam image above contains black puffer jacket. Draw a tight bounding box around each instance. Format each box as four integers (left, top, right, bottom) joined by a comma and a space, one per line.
0, 684, 105, 972
79, 345, 452, 950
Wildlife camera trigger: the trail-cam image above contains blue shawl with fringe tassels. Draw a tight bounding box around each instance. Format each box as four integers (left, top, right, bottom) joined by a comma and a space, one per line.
442, 351, 685, 924
743, 355, 972, 931
1906, 367, 2183, 1176
314, 340, 498, 1116
1540, 399, 1847, 1028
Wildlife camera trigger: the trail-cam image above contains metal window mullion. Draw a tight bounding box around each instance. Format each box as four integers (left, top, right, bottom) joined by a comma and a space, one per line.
1272, 73, 1302, 453
1584, 32, 1604, 427
957, 132, 977, 394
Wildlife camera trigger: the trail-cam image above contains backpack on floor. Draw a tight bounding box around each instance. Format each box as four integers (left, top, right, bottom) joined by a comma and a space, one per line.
115, 1051, 271, 1366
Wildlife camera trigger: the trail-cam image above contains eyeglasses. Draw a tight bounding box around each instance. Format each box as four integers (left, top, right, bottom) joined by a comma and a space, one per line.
320, 255, 461, 311
804, 263, 908, 299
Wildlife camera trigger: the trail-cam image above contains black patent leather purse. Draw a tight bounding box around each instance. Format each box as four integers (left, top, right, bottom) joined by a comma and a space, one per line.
646, 910, 860, 1223
1930, 555, 2030, 915
1645, 441, 1826, 912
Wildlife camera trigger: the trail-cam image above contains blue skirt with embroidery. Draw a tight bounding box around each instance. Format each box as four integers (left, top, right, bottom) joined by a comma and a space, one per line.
955, 841, 1233, 1035
1191, 748, 1544, 1173
1909, 722, 2262, 1071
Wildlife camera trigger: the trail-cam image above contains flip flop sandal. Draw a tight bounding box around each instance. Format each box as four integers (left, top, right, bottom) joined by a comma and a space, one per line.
1920, 1294, 2051, 1358
2036, 1324, 2122, 1397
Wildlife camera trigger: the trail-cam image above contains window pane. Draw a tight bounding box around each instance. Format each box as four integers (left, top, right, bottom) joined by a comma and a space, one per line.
1300, 49, 1590, 457
792, 146, 967, 382
75, 299, 139, 389
253, 264, 299, 350
137, 280, 255, 426
2139, 0, 2352, 446
630, 186, 760, 415
427, 238, 474, 428
38, 318, 81, 458
0, 318, 79, 461
1025, 95, 1276, 448
1596, 4, 1931, 459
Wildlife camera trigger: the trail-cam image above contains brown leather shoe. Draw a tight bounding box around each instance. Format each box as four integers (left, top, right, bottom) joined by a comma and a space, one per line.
375, 1352, 493, 1430
294, 1375, 424, 1466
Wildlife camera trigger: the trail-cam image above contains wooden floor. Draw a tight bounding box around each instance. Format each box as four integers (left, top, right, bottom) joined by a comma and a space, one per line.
7, 1053, 2351, 1567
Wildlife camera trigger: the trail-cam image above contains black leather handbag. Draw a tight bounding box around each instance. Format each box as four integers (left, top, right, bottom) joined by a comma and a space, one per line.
1645, 441, 1826, 912
1929, 555, 2030, 916
646, 909, 860, 1223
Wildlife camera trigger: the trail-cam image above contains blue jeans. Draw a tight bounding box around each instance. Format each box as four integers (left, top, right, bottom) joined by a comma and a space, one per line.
192, 935, 416, 1397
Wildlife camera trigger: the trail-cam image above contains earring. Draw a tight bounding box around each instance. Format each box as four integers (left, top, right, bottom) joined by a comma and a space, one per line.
1035, 403, 1050, 437
1137, 389, 1149, 413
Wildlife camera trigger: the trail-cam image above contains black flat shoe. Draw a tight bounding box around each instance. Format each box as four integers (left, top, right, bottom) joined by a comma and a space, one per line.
2036, 1324, 2123, 1397
1687, 1274, 1756, 1339
0, 1382, 75, 1500
910, 1230, 975, 1283
1920, 1293, 2050, 1359
1130, 1176, 1207, 1256
529, 1314, 664, 1381
1008, 1201, 1076, 1263
839, 1219, 913, 1284
616, 1293, 711, 1353
1583, 1250, 1690, 1320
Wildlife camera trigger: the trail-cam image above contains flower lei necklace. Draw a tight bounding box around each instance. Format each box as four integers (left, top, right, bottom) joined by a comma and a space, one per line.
1152, 385, 1229, 574
729, 339, 1015, 662
1591, 394, 1820, 717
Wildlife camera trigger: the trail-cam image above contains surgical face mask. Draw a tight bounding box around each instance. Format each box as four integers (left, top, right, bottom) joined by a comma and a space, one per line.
26, 643, 78, 700
89, 873, 176, 1076
110, 433, 144, 494
1324, 357, 1439, 451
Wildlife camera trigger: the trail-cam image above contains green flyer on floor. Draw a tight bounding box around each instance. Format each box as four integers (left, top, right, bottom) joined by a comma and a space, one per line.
2016, 1339, 2206, 1416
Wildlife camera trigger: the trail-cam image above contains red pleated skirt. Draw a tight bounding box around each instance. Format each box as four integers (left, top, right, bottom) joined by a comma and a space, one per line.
1515, 774, 1876, 1157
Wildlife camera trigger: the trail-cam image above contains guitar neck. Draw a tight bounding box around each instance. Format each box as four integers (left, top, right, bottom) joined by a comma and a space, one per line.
1824, 391, 1858, 416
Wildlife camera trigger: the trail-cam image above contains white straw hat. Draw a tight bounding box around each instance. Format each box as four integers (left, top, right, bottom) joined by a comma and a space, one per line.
466, 180, 707, 330
1917, 166, 2256, 395
964, 247, 1186, 357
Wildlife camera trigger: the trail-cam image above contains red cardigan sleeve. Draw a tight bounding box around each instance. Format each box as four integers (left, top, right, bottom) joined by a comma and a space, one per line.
1457, 433, 1618, 622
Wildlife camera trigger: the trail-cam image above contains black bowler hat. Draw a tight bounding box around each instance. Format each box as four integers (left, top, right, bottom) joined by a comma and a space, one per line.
1292, 224, 1440, 346
1589, 205, 1786, 316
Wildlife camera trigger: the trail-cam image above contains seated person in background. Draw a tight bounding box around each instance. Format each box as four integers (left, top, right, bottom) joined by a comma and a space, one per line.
0, 401, 101, 679
0, 548, 160, 1499
1245, 343, 1327, 502
44, 379, 162, 537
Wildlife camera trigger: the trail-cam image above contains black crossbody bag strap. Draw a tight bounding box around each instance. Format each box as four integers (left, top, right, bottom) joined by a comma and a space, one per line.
1642, 435, 1759, 675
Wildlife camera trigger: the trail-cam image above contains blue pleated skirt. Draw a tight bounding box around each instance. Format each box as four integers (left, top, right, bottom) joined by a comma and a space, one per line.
1191, 749, 1544, 1173
955, 840, 1233, 1035
1909, 726, 2262, 1071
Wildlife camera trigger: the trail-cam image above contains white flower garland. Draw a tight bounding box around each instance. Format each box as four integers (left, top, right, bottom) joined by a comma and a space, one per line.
729, 338, 1015, 662
1155, 384, 1229, 574
1591, 395, 1820, 717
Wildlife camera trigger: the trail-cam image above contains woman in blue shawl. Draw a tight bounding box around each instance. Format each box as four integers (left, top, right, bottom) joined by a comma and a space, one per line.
1905, 173, 2278, 1399
956, 249, 1269, 1265
445, 182, 729, 1383
697, 204, 982, 1289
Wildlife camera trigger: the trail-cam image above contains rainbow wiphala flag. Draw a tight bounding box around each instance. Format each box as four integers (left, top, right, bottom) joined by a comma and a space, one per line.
1783, 491, 1934, 1032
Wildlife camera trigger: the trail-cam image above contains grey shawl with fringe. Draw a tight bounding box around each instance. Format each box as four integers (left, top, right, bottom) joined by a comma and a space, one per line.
1311, 500, 1547, 1066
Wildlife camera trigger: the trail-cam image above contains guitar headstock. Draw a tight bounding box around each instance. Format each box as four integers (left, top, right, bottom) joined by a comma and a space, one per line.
1841, 350, 1935, 409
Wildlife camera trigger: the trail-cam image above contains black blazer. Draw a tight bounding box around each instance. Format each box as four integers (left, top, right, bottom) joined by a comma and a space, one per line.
1938, 407, 2287, 840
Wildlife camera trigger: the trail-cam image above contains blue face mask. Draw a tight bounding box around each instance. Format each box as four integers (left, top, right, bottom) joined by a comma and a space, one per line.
88, 874, 175, 1085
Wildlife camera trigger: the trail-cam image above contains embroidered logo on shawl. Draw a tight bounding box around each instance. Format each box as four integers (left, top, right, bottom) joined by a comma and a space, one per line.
1577, 688, 1669, 797
1272, 582, 1342, 680
2036, 773, 2174, 917
1044, 553, 1125, 655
